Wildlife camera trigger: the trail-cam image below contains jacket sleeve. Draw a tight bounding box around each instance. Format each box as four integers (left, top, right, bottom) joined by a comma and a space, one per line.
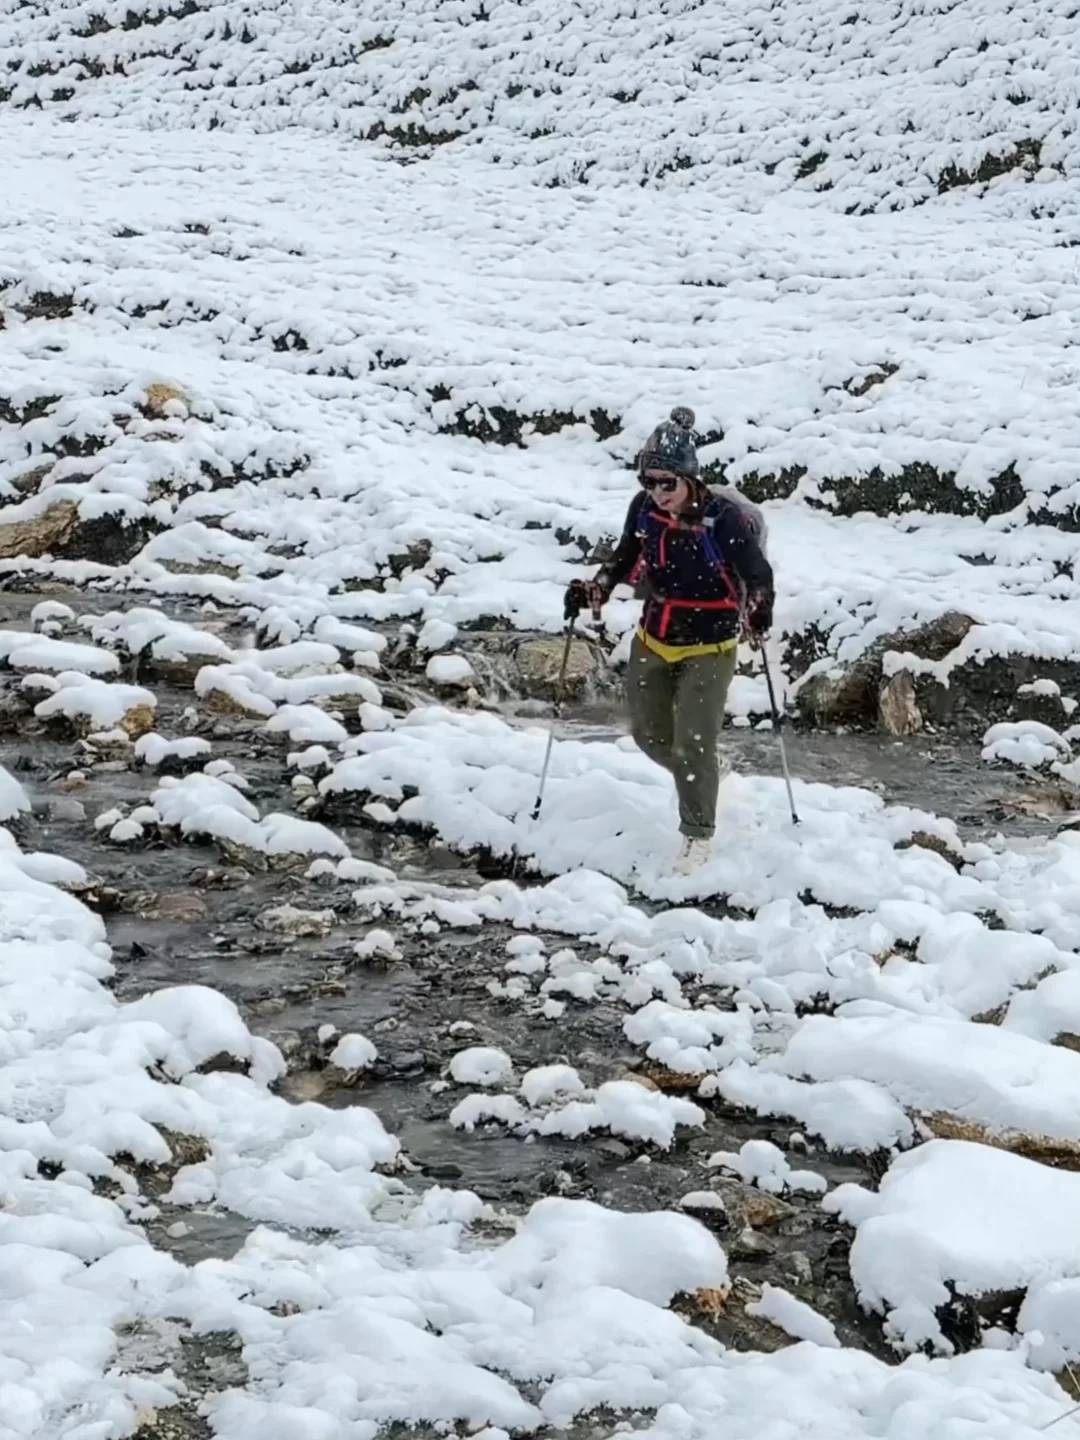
595, 491, 645, 592
716, 503, 774, 620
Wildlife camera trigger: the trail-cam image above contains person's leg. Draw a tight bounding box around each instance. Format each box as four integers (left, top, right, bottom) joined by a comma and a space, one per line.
626, 635, 676, 774
669, 648, 738, 839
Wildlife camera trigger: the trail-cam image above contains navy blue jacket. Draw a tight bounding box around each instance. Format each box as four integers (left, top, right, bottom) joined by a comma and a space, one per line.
598, 488, 774, 647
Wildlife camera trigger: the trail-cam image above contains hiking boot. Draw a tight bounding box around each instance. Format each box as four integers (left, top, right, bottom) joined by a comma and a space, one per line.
672, 837, 713, 875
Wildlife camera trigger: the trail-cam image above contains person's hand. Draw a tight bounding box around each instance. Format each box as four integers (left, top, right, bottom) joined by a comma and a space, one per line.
744, 591, 773, 646
565, 579, 608, 621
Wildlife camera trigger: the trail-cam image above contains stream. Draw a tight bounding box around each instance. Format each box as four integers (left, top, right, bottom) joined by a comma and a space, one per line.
2, 584, 1072, 1415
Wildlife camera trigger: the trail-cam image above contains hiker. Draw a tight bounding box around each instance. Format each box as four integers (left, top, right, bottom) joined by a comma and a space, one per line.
567, 407, 773, 875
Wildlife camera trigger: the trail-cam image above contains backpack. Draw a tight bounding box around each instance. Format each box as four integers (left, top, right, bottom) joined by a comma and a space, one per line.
705, 482, 768, 555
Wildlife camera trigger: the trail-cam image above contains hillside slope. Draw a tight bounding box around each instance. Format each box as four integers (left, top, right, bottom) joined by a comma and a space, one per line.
2, 0, 1079, 208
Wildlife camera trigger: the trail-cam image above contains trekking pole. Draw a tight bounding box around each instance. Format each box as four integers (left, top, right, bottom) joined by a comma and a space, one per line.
760, 647, 800, 826
530, 585, 594, 822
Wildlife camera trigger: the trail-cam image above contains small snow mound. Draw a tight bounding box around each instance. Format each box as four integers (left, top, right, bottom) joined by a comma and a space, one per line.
329, 1033, 378, 1071
982, 721, 1070, 769
532, 1080, 705, 1149
135, 732, 213, 767
264, 704, 349, 745
449, 1046, 513, 1088
746, 1283, 841, 1348
450, 1093, 528, 1132
31, 600, 75, 628
520, 1064, 586, 1108
426, 653, 475, 687
708, 1139, 827, 1195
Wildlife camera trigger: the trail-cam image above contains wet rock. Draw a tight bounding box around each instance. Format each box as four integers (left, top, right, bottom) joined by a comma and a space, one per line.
0, 690, 30, 731
786, 1251, 814, 1288
138, 892, 211, 923
45, 795, 87, 822
0, 498, 79, 558
277, 1068, 328, 1102
515, 636, 597, 701
132, 1403, 210, 1440
1000, 782, 1080, 819
255, 903, 336, 938
197, 1051, 249, 1076
878, 670, 922, 736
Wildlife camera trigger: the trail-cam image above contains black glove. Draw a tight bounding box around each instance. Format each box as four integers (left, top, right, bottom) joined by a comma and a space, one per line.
564, 579, 608, 621
744, 589, 773, 644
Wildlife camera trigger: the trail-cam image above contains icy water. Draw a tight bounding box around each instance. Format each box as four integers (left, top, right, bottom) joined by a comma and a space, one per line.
2, 585, 1072, 1391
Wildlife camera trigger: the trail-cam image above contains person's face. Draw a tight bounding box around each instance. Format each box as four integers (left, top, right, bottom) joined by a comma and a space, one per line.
643, 470, 691, 513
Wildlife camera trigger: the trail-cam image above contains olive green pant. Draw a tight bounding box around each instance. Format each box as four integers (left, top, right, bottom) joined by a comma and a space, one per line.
626, 635, 737, 840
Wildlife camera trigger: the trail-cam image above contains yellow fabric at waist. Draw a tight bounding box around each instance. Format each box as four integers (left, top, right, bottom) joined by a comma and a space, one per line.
636, 627, 738, 663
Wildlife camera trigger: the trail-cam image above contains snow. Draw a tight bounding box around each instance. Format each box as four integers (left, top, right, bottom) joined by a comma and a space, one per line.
134, 731, 213, 767
708, 1140, 827, 1197
764, 1013, 1080, 1142
1003, 971, 1080, 1045
426, 654, 476, 687
450, 1093, 528, 1133
151, 771, 348, 859
531, 1081, 705, 1150
449, 1046, 514, 1088
31, 600, 75, 627
263, 704, 349, 745
4, 1, 1080, 1429
4, 634, 119, 676
520, 1064, 586, 1108
35, 675, 157, 730
0, 764, 31, 822
745, 1284, 842, 1349
982, 720, 1071, 769
826, 1141, 1080, 1358
329, 1034, 378, 1072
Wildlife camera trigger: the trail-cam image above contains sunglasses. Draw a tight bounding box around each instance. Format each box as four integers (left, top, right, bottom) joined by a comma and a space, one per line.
643, 473, 681, 493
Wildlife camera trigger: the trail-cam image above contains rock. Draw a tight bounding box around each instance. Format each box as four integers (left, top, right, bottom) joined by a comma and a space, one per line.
895, 829, 964, 869
156, 1128, 210, 1170
515, 636, 596, 701
786, 1251, 814, 1288
639, 1061, 706, 1093
9, 462, 54, 497
45, 795, 87, 822
204, 687, 271, 720
218, 838, 321, 873
917, 1110, 1080, 1167
277, 1069, 329, 1103
727, 1226, 778, 1259
142, 382, 189, 419
796, 611, 975, 731
878, 669, 922, 735
149, 652, 232, 688
797, 663, 879, 729
256, 903, 336, 938
0, 498, 79, 559
142, 892, 210, 923
711, 1176, 799, 1230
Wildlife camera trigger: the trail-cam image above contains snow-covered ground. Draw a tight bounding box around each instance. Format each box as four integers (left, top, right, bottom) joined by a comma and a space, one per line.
4, 0, 1080, 1433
